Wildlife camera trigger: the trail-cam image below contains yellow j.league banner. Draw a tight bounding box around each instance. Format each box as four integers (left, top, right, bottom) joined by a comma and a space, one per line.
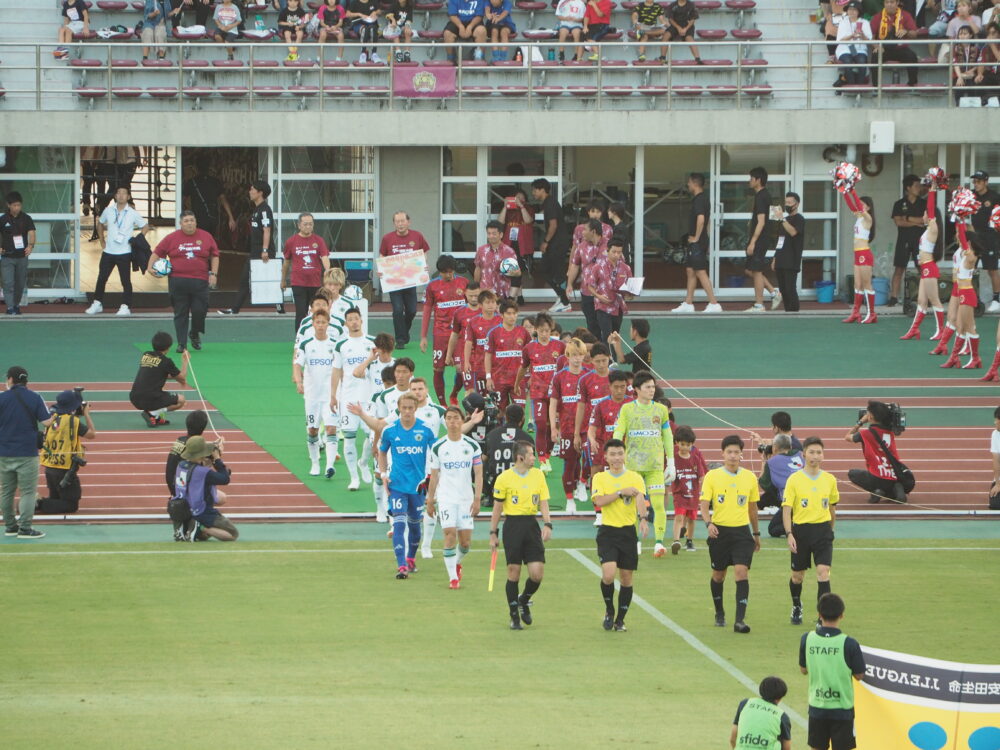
855, 645, 1000, 750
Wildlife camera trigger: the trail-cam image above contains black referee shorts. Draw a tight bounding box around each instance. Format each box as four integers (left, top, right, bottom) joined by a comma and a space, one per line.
502, 516, 545, 566
790, 522, 834, 571
707, 525, 755, 571
808, 716, 857, 750
597, 524, 639, 570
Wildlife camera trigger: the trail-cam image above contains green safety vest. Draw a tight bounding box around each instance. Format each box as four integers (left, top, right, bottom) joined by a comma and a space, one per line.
806, 630, 855, 711
734, 698, 784, 749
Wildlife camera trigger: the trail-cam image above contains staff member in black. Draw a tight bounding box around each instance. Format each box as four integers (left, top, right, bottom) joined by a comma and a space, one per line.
0, 191, 36, 316
182, 156, 237, 244
674, 173, 721, 313
532, 178, 572, 314
219, 180, 282, 315
888, 175, 925, 307
772, 192, 805, 313
745, 166, 778, 312
970, 170, 1000, 313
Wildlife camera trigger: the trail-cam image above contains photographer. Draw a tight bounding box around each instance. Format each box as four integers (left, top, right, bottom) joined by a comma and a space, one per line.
845, 400, 907, 504
750, 411, 802, 457
37, 390, 97, 515
991, 406, 1000, 509
173, 435, 237, 542
462, 390, 502, 448
757, 433, 804, 538
484, 404, 534, 503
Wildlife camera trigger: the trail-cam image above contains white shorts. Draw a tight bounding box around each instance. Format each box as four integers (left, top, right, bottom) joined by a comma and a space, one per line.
436, 498, 474, 531
67, 20, 85, 34
337, 408, 362, 434
305, 394, 336, 431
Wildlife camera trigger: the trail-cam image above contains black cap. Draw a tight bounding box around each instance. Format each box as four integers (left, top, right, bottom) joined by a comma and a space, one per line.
5, 366, 28, 385
971, 170, 990, 181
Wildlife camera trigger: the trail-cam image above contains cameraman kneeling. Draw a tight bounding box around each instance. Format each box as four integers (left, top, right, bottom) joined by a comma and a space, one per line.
758, 433, 803, 538
845, 400, 907, 504
37, 390, 96, 514
174, 435, 238, 541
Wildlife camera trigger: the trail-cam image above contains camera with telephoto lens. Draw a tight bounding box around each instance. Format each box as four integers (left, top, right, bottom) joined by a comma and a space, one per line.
58, 454, 88, 488
756, 443, 773, 457
73, 386, 87, 416
858, 402, 906, 436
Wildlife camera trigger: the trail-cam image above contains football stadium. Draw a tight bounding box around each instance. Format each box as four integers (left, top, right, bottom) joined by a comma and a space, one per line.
1, 0, 1000, 747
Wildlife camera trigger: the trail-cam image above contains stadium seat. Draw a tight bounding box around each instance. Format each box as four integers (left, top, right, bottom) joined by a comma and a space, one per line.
251, 59, 280, 68
0, 87, 6, 98
423, 60, 455, 67
358, 85, 390, 94
217, 86, 249, 97
111, 59, 139, 68
253, 85, 285, 96
290, 84, 319, 95
131, 1, 143, 8
414, 1, 444, 27
284, 59, 317, 67
462, 85, 494, 96
515, 0, 547, 25
707, 84, 736, 95
322, 59, 350, 68
180, 59, 210, 68
637, 84, 667, 95
695, 0, 722, 8
70, 58, 103, 68
173, 28, 210, 40
354, 60, 388, 67
322, 85, 355, 96
76, 87, 107, 109
498, 85, 528, 95
730, 28, 762, 39
523, 30, 558, 40
418, 30, 444, 40
72, 31, 99, 40
245, 1, 270, 10
147, 86, 179, 97
633, 59, 664, 66
695, 29, 727, 39
183, 85, 214, 97
141, 58, 173, 67
112, 87, 143, 97
563, 60, 593, 67
602, 85, 634, 96
672, 85, 703, 95
725, 0, 755, 25
534, 85, 564, 96
212, 59, 245, 67
97, 0, 128, 9
567, 84, 598, 96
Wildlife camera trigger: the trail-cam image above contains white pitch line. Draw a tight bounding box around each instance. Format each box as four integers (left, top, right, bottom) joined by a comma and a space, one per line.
564, 548, 809, 729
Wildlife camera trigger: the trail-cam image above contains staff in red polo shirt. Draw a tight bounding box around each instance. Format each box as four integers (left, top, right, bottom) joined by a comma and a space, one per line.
281, 212, 331, 330
378, 210, 430, 349
148, 210, 220, 353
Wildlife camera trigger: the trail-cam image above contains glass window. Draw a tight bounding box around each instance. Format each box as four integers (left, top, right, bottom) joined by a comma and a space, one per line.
441, 220, 477, 257
0, 147, 75, 175
802, 181, 838, 214
801, 257, 835, 288
803, 218, 837, 251
442, 182, 477, 215
719, 146, 786, 176
280, 180, 373, 214
443, 147, 477, 177
32, 221, 76, 254
719, 180, 786, 216
280, 147, 374, 175
972, 144, 1000, 178
488, 146, 557, 178
26, 258, 74, 289
902, 145, 941, 182
0, 179, 74, 214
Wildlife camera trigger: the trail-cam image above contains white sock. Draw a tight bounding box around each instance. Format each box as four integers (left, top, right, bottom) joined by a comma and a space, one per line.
421, 512, 436, 550
325, 433, 338, 469
375, 481, 387, 516
307, 436, 320, 463
443, 548, 458, 580
360, 436, 372, 466
456, 544, 469, 563
342, 433, 359, 481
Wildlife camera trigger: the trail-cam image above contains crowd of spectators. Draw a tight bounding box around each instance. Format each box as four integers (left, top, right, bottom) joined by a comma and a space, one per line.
823, 0, 1000, 100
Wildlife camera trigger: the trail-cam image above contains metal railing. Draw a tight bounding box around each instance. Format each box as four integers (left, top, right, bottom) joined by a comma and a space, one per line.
0, 39, 991, 112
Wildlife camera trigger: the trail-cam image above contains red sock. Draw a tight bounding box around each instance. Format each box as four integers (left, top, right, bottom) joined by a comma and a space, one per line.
433, 370, 446, 404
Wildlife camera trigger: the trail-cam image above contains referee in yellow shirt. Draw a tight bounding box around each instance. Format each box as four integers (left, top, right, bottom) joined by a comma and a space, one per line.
699, 435, 760, 634
490, 440, 553, 630
591, 439, 650, 632
782, 436, 839, 626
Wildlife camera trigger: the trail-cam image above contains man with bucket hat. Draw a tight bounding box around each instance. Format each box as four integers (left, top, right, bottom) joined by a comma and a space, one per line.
173, 434, 238, 541
37, 389, 97, 515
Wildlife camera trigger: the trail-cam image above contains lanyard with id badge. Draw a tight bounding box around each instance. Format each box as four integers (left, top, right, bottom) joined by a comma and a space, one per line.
113, 207, 131, 245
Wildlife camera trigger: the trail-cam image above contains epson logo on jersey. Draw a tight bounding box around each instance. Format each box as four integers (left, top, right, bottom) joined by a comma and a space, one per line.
395, 446, 425, 456
495, 350, 520, 358
442, 460, 472, 470
346, 355, 368, 366
737, 733, 772, 747
308, 358, 334, 367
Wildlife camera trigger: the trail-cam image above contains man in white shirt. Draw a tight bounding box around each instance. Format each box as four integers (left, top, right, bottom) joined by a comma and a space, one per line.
87, 187, 151, 316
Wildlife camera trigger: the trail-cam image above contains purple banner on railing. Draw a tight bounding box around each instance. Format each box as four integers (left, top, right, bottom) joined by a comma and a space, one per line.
392, 66, 456, 98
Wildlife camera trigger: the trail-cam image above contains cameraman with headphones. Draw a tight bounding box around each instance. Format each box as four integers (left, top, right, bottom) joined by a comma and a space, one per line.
37, 389, 97, 515
845, 400, 908, 504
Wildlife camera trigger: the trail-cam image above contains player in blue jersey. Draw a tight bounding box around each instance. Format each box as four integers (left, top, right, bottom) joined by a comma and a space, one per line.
378, 392, 438, 579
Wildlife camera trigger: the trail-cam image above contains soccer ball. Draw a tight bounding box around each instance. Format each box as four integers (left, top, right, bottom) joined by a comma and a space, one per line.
343, 284, 364, 301
499, 257, 520, 276
151, 257, 172, 277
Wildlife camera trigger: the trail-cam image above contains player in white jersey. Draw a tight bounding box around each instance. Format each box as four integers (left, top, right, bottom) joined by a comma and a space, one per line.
384, 378, 447, 435
329, 307, 376, 490
426, 407, 483, 588
292, 309, 338, 477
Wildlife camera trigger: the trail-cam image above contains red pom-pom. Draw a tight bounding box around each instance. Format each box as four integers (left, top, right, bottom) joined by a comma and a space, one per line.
948, 188, 981, 221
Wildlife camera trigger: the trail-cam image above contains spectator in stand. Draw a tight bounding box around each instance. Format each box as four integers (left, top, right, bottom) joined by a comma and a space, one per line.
498, 190, 533, 302
927, 0, 957, 37
583, 0, 612, 61
475, 220, 520, 299
317, 0, 347, 59
533, 178, 573, 313
142, 0, 173, 61
821, 0, 844, 64
378, 211, 430, 348
674, 173, 721, 313
484, 0, 516, 62
87, 187, 151, 317
148, 211, 220, 353
0, 192, 35, 317
556, 0, 587, 61
349, 0, 382, 63
835, 2, 872, 86
870, 0, 919, 87
281, 212, 332, 330
385, 0, 417, 61
443, 0, 487, 62
213, 0, 243, 59
971, 170, 1000, 310
772, 192, 805, 313
665, 0, 701, 63
607, 201, 632, 266
945, 0, 981, 36
55, 0, 90, 60
183, 156, 237, 246
632, 0, 667, 62
180, 0, 215, 27
952, 25, 983, 100
983, 0, 1000, 27
978, 24, 1000, 105
278, 0, 311, 61
889, 175, 925, 306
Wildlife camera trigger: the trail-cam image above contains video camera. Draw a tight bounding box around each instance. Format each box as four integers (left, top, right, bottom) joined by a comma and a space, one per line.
859, 402, 907, 436
73, 386, 87, 416
462, 390, 502, 444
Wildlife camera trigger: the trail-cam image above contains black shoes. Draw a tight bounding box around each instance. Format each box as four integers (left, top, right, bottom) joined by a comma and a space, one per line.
733, 621, 751, 634
791, 606, 803, 625
189, 334, 202, 351
603, 613, 613, 631
519, 597, 532, 626
510, 617, 523, 630
613, 621, 627, 632
714, 613, 726, 627
4, 525, 18, 536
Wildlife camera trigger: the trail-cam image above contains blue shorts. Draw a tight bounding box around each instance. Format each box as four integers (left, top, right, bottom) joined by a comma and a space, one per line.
388, 490, 424, 519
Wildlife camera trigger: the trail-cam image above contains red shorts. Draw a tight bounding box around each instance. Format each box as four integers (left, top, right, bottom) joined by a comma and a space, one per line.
853, 248, 873, 267
674, 507, 698, 520
957, 286, 977, 307
673, 493, 700, 513
432, 334, 452, 370
463, 369, 486, 393
532, 398, 549, 424
919, 261, 940, 279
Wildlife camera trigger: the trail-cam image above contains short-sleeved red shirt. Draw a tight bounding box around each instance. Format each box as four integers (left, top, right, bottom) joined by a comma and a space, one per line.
521, 338, 566, 399
154, 229, 219, 281
672, 447, 708, 508
378, 229, 430, 257
464, 312, 501, 371
451, 304, 480, 364
576, 369, 611, 434
485, 324, 528, 386
548, 367, 586, 435
590, 396, 629, 445
283, 233, 330, 287
421, 275, 469, 338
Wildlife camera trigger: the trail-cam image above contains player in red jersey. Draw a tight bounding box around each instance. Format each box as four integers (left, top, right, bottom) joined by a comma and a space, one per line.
462, 289, 500, 395
445, 281, 481, 404
420, 254, 469, 404
587, 369, 632, 472
515, 312, 565, 473
548, 338, 588, 513
484, 299, 529, 412
659, 424, 708, 557
574, 343, 613, 481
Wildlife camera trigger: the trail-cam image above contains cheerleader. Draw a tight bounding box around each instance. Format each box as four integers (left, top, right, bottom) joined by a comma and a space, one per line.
981, 206, 1000, 382
901, 170, 946, 340
941, 231, 982, 369
843, 196, 878, 324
